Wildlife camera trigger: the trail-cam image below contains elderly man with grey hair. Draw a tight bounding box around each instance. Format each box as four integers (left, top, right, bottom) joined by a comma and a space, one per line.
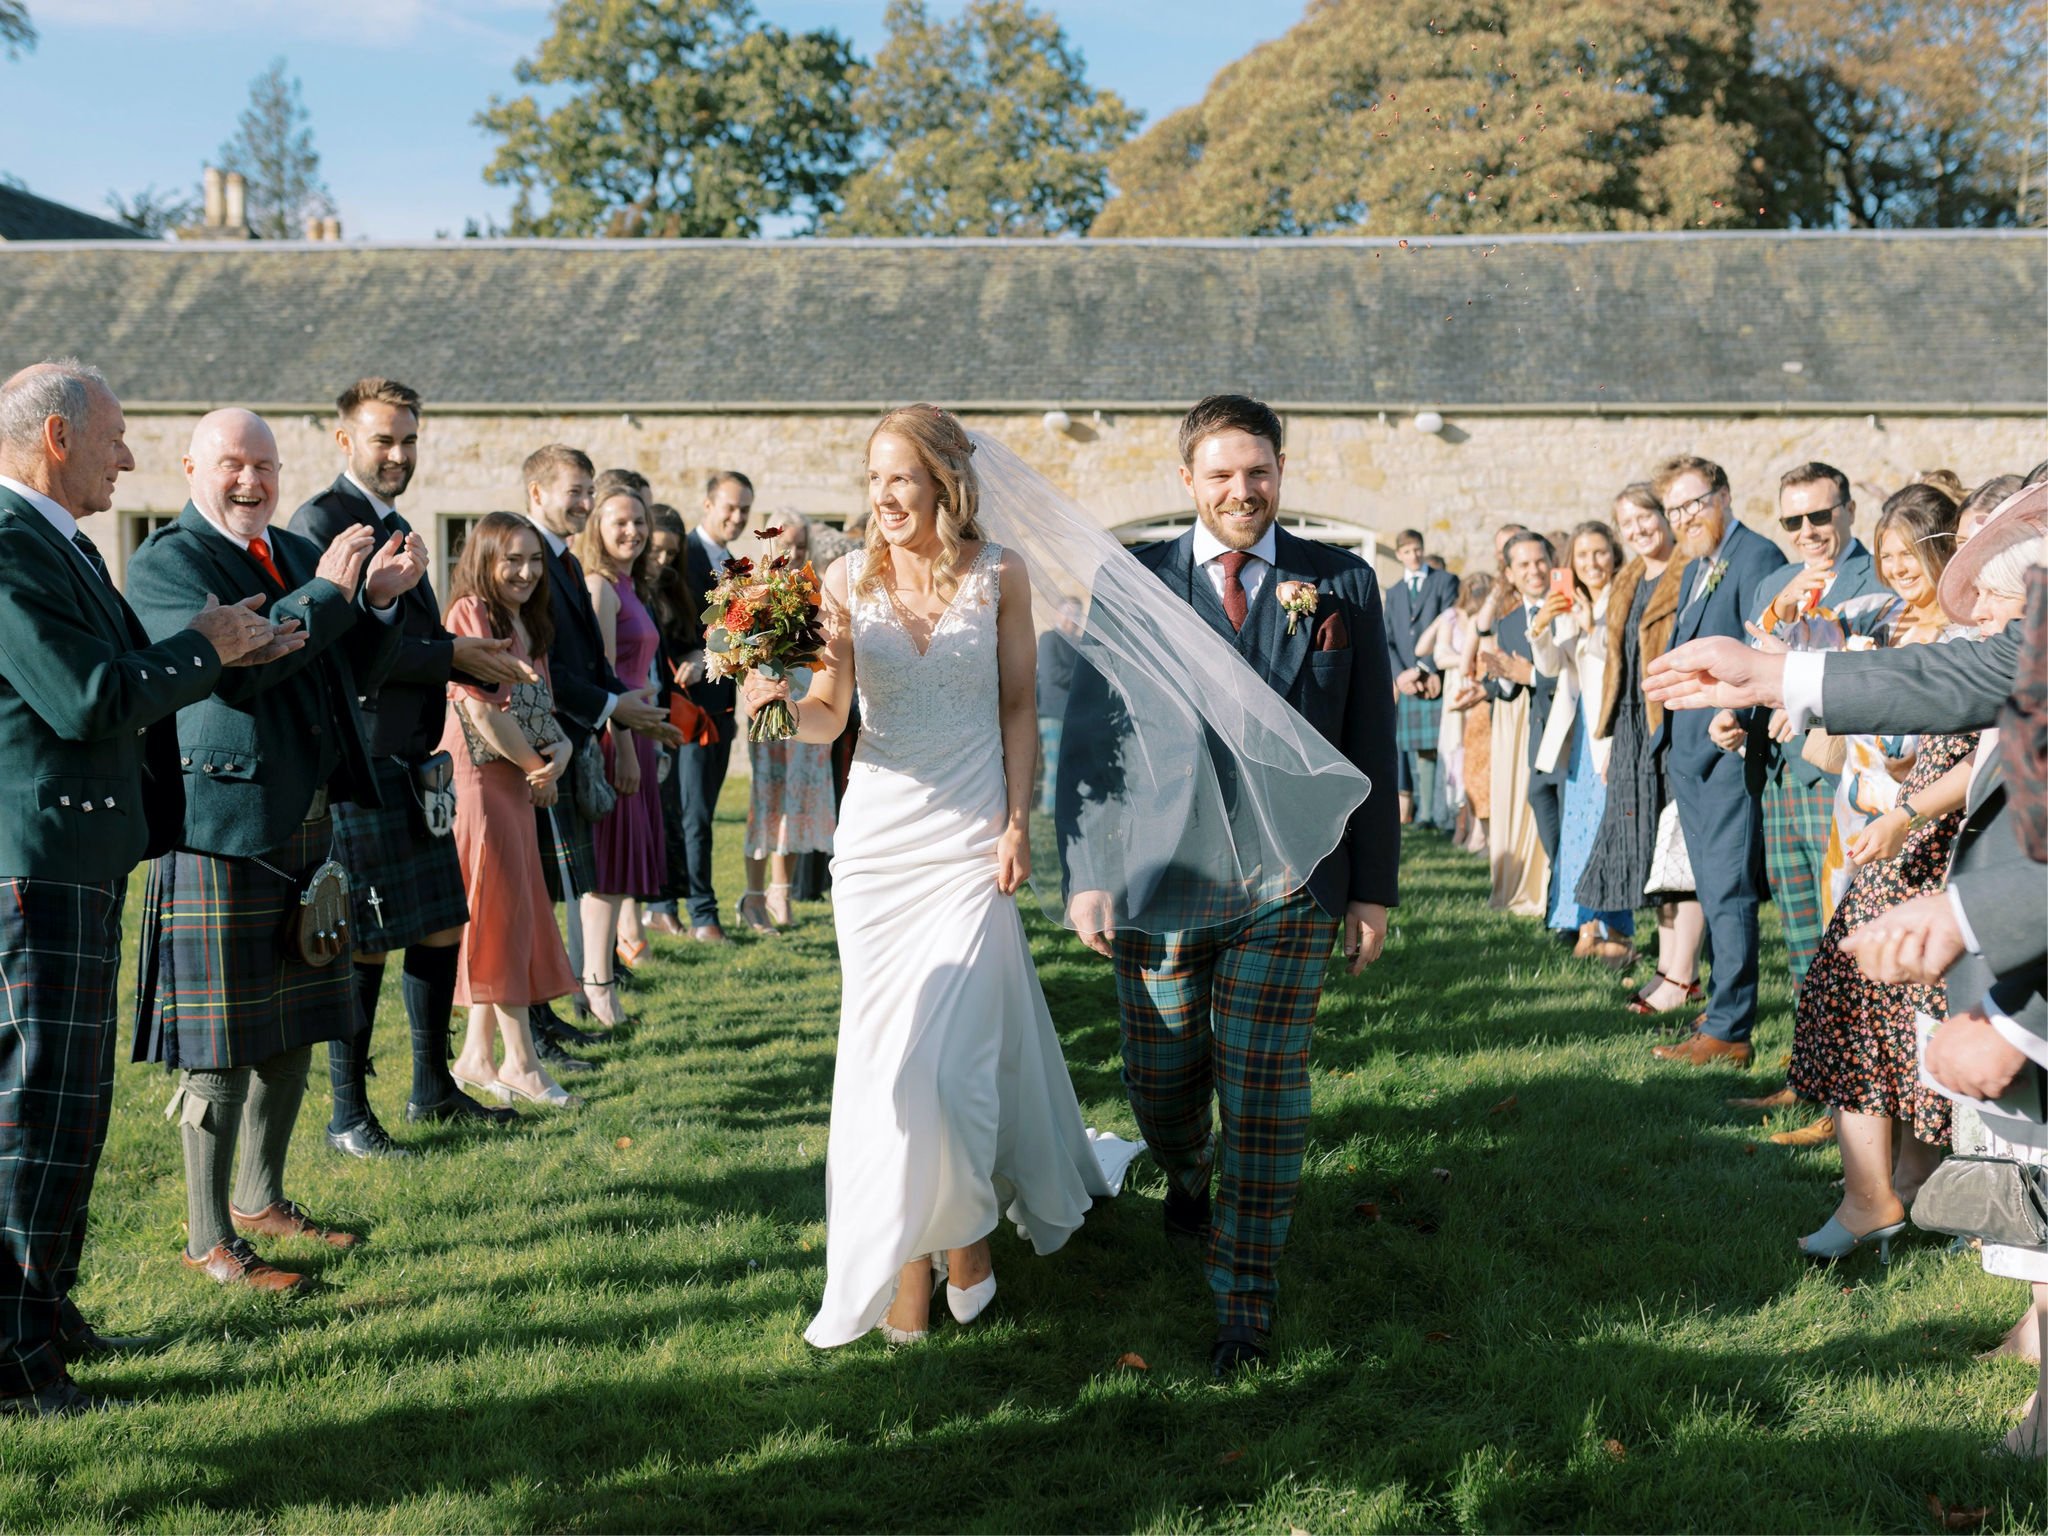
0, 360, 293, 1416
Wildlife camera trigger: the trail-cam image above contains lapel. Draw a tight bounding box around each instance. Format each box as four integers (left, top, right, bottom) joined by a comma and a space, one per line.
0, 486, 134, 639
1673, 555, 1710, 646
1261, 528, 1316, 694
1832, 539, 1880, 603
1967, 735, 2005, 822
1386, 577, 1413, 635
178, 501, 287, 599
544, 536, 601, 655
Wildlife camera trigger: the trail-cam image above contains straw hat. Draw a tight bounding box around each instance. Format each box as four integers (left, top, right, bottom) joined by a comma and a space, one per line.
1939, 478, 2048, 624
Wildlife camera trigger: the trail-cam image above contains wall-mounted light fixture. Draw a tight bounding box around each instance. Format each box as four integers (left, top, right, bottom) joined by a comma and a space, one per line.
1042, 409, 1073, 436
1413, 410, 1446, 435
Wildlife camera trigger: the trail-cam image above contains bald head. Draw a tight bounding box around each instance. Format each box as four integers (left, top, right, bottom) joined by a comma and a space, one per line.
184, 407, 282, 542
0, 359, 132, 516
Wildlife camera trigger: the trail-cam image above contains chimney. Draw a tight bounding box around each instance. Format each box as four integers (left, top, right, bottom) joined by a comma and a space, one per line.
202, 167, 224, 227
223, 172, 247, 232
303, 215, 324, 241
321, 216, 341, 242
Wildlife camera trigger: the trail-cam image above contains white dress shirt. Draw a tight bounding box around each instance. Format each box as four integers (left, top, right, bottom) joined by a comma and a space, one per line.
1190, 521, 1277, 609
345, 469, 398, 524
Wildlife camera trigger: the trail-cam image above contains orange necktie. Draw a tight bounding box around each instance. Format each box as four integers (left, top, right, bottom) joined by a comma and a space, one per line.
247, 535, 285, 587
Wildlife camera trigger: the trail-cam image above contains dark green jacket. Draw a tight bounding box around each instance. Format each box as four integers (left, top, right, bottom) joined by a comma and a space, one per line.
126, 503, 399, 858
0, 487, 224, 881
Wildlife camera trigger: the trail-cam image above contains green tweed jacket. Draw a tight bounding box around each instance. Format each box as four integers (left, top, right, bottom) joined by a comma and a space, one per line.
0, 487, 225, 882
125, 503, 399, 859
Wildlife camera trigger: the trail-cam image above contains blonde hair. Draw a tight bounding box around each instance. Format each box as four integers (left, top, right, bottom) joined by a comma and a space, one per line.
575, 484, 652, 590
855, 404, 984, 605
1977, 534, 2048, 601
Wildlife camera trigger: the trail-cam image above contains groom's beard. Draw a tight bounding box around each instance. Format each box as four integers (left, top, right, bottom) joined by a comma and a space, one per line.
1199, 500, 1277, 550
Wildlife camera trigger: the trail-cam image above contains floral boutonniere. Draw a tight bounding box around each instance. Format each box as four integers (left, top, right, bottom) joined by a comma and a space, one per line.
1702, 558, 1730, 597
1276, 581, 1319, 635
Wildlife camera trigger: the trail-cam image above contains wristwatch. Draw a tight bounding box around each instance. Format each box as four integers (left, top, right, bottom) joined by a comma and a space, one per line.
1898, 795, 1930, 834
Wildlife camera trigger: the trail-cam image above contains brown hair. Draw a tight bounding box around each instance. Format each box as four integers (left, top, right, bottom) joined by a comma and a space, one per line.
1565, 520, 1623, 603
1457, 571, 1493, 612
596, 466, 651, 505
1873, 483, 1960, 594
521, 443, 593, 492
1177, 393, 1284, 467
705, 469, 755, 499
1912, 468, 1965, 505
575, 485, 653, 592
1958, 474, 2025, 532
644, 502, 701, 651
1650, 454, 1730, 503
856, 405, 984, 605
1778, 461, 1850, 505
449, 511, 554, 655
1614, 482, 1666, 522
337, 377, 421, 422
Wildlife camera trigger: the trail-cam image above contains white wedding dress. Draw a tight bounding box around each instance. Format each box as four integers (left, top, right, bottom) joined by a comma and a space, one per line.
803, 543, 1133, 1348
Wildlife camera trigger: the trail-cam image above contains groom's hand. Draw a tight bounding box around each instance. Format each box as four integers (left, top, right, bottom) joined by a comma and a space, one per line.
1343, 902, 1387, 975
1068, 890, 1116, 959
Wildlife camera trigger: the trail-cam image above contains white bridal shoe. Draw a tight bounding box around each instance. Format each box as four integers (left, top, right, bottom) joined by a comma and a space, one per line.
946, 1273, 997, 1325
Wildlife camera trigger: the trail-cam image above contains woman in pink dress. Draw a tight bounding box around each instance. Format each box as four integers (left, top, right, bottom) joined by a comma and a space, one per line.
575, 486, 668, 1025
440, 512, 583, 1109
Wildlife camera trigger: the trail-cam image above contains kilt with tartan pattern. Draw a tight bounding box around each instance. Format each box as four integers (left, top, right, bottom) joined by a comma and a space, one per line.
1113, 887, 1340, 1338
331, 757, 469, 952
1394, 690, 1441, 756
132, 814, 358, 1072
536, 801, 596, 904
0, 877, 124, 1394
1763, 771, 1836, 986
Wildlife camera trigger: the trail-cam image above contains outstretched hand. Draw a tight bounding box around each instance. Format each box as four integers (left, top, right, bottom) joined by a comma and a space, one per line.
1644, 637, 1788, 713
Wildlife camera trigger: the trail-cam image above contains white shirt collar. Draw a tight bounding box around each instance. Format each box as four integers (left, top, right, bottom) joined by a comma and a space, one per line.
1191, 520, 1277, 569
344, 470, 397, 524
188, 499, 260, 552
695, 524, 729, 558
535, 520, 568, 557
0, 475, 79, 539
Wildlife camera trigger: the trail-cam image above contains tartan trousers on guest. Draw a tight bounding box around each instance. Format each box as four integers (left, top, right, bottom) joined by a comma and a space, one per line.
0, 878, 125, 1394
1763, 772, 1836, 987
1113, 888, 1340, 1338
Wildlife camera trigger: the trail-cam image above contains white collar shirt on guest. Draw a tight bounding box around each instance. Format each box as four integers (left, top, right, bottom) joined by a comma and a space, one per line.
536, 521, 568, 558
345, 469, 398, 524
695, 525, 730, 565
1190, 520, 1278, 608
190, 501, 260, 553
0, 474, 108, 586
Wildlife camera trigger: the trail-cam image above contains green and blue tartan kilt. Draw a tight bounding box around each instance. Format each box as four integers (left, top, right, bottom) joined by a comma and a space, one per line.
1762, 771, 1836, 983
331, 760, 469, 952
536, 802, 596, 904
132, 814, 358, 1072
1395, 691, 1441, 755
0, 877, 125, 1395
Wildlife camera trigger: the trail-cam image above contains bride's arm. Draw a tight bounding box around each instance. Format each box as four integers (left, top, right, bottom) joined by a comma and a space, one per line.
995, 550, 1037, 893
740, 555, 854, 744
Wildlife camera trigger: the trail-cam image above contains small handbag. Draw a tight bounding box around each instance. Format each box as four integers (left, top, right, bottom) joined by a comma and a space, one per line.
1643, 800, 1695, 899
408, 750, 456, 838
1910, 1155, 2048, 1249
457, 680, 565, 767
572, 734, 619, 822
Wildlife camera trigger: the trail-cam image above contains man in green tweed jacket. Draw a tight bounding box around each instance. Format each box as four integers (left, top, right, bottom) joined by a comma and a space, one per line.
0, 362, 295, 1418
127, 407, 420, 1297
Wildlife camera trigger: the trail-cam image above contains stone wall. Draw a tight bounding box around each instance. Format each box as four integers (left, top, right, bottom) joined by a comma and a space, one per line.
89, 407, 2043, 587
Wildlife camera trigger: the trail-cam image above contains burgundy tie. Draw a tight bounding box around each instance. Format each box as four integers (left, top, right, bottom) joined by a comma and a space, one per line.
1217, 550, 1253, 632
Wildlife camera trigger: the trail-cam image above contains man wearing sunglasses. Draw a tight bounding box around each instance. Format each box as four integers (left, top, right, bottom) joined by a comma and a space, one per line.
1649, 455, 1787, 1070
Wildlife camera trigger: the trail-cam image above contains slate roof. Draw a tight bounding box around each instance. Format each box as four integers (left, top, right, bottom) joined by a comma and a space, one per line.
0, 185, 148, 243
0, 231, 2040, 411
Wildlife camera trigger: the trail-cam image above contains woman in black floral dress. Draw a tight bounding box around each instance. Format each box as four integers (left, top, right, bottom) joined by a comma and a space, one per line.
1787, 486, 1977, 1260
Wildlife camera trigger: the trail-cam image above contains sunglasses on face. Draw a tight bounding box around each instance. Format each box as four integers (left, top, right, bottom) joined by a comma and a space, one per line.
1778, 503, 1845, 532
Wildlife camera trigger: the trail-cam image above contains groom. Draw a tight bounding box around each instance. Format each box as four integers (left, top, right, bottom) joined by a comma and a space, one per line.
1060, 394, 1397, 1378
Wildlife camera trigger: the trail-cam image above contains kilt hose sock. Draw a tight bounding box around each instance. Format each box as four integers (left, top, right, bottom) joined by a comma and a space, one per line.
175, 1046, 313, 1258
400, 943, 460, 1104
326, 960, 385, 1135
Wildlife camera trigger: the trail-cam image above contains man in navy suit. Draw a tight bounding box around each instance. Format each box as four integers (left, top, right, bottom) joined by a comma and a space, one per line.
1383, 529, 1459, 830
1480, 531, 1568, 927
1650, 455, 1787, 1068
1059, 394, 1396, 1380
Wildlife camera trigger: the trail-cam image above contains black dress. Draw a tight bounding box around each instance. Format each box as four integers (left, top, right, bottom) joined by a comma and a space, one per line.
1575, 576, 1660, 912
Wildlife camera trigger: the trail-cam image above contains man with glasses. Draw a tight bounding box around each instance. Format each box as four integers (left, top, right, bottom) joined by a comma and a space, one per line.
1649, 455, 1787, 1069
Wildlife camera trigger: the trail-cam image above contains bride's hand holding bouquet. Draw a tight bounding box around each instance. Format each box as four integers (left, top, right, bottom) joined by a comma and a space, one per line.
704, 529, 827, 742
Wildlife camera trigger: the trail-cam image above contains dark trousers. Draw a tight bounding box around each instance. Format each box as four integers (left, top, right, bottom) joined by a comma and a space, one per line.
1526, 768, 1564, 923
1672, 756, 1764, 1043
0, 878, 125, 1394
674, 735, 733, 928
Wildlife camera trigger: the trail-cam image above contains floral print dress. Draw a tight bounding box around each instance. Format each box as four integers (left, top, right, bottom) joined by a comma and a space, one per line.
1786, 729, 1979, 1145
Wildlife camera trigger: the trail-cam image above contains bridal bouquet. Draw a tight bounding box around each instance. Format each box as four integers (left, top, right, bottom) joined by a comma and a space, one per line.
701, 530, 827, 742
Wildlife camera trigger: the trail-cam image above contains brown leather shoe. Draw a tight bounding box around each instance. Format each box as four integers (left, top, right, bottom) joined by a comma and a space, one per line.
1728, 1085, 1798, 1109
1770, 1115, 1837, 1147
231, 1199, 362, 1249
181, 1238, 312, 1293
692, 925, 730, 945
1651, 1031, 1753, 1068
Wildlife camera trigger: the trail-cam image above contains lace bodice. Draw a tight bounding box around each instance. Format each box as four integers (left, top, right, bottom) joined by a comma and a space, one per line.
848, 543, 1004, 773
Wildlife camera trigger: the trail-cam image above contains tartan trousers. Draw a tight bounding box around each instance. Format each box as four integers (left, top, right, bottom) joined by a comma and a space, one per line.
1763, 772, 1836, 987
1113, 888, 1340, 1338
0, 878, 125, 1395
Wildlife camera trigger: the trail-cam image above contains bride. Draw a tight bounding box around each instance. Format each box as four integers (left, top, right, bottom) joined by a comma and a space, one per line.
743, 404, 1118, 1346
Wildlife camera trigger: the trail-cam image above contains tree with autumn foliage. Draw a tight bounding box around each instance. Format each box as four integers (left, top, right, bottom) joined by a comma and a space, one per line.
1095, 0, 1773, 238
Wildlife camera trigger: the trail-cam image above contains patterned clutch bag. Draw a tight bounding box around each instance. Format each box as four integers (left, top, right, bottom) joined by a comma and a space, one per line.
459, 680, 566, 766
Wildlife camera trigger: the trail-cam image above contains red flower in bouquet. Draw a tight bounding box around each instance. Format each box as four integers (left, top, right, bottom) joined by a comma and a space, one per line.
700, 533, 826, 741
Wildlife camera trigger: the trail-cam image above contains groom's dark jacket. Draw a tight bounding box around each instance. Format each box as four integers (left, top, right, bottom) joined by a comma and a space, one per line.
1056, 525, 1399, 921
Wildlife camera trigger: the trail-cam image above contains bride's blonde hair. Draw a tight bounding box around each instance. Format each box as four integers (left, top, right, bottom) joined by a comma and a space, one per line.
855, 404, 984, 605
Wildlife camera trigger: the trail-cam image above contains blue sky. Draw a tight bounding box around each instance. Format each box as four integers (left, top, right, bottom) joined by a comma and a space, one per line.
13, 0, 1296, 238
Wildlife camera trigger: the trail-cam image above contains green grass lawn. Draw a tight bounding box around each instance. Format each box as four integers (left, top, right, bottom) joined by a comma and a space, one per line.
5, 795, 2043, 1534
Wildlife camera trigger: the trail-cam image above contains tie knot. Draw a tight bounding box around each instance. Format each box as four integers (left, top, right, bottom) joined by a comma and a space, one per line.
249, 537, 269, 559
1217, 550, 1254, 578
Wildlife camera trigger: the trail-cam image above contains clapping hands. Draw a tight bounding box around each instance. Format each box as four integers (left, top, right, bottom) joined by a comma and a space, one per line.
364, 531, 429, 607
188, 592, 308, 668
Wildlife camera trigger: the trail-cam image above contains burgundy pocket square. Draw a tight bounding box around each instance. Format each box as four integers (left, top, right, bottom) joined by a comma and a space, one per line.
1315, 611, 1349, 652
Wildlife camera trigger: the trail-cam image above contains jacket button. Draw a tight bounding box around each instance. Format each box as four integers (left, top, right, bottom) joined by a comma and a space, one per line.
59, 795, 70, 807
192, 656, 203, 666
81, 802, 92, 813
140, 670, 149, 680
310, 724, 323, 737
103, 798, 114, 809
203, 764, 216, 773
180, 756, 191, 766
166, 665, 178, 676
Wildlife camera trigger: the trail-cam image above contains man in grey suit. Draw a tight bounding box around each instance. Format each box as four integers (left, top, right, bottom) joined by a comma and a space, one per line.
1384, 528, 1458, 830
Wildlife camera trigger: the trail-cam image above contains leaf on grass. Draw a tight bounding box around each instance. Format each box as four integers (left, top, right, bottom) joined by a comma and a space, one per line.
615, 1136, 633, 1150
1602, 1438, 1626, 1461
1488, 1094, 1518, 1116
1743, 1143, 1757, 1156
1116, 1352, 1149, 1371
1424, 1330, 1454, 1344
1926, 1495, 1988, 1532
1353, 1201, 1380, 1222
1217, 1449, 1244, 1465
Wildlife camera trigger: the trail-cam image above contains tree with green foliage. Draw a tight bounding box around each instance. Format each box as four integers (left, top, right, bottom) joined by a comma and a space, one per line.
218, 57, 334, 240
1753, 0, 2046, 227
825, 0, 1140, 237
478, 0, 860, 238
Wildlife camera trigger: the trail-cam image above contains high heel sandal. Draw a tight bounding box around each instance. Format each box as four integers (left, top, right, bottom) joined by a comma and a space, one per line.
1799, 1213, 1907, 1263
615, 938, 648, 969
493, 1074, 583, 1110
581, 977, 631, 1029
735, 891, 776, 935
1626, 974, 1703, 1016
766, 882, 794, 929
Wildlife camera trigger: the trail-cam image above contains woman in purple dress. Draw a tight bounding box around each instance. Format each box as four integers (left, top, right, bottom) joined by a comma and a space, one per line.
574, 486, 667, 1026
